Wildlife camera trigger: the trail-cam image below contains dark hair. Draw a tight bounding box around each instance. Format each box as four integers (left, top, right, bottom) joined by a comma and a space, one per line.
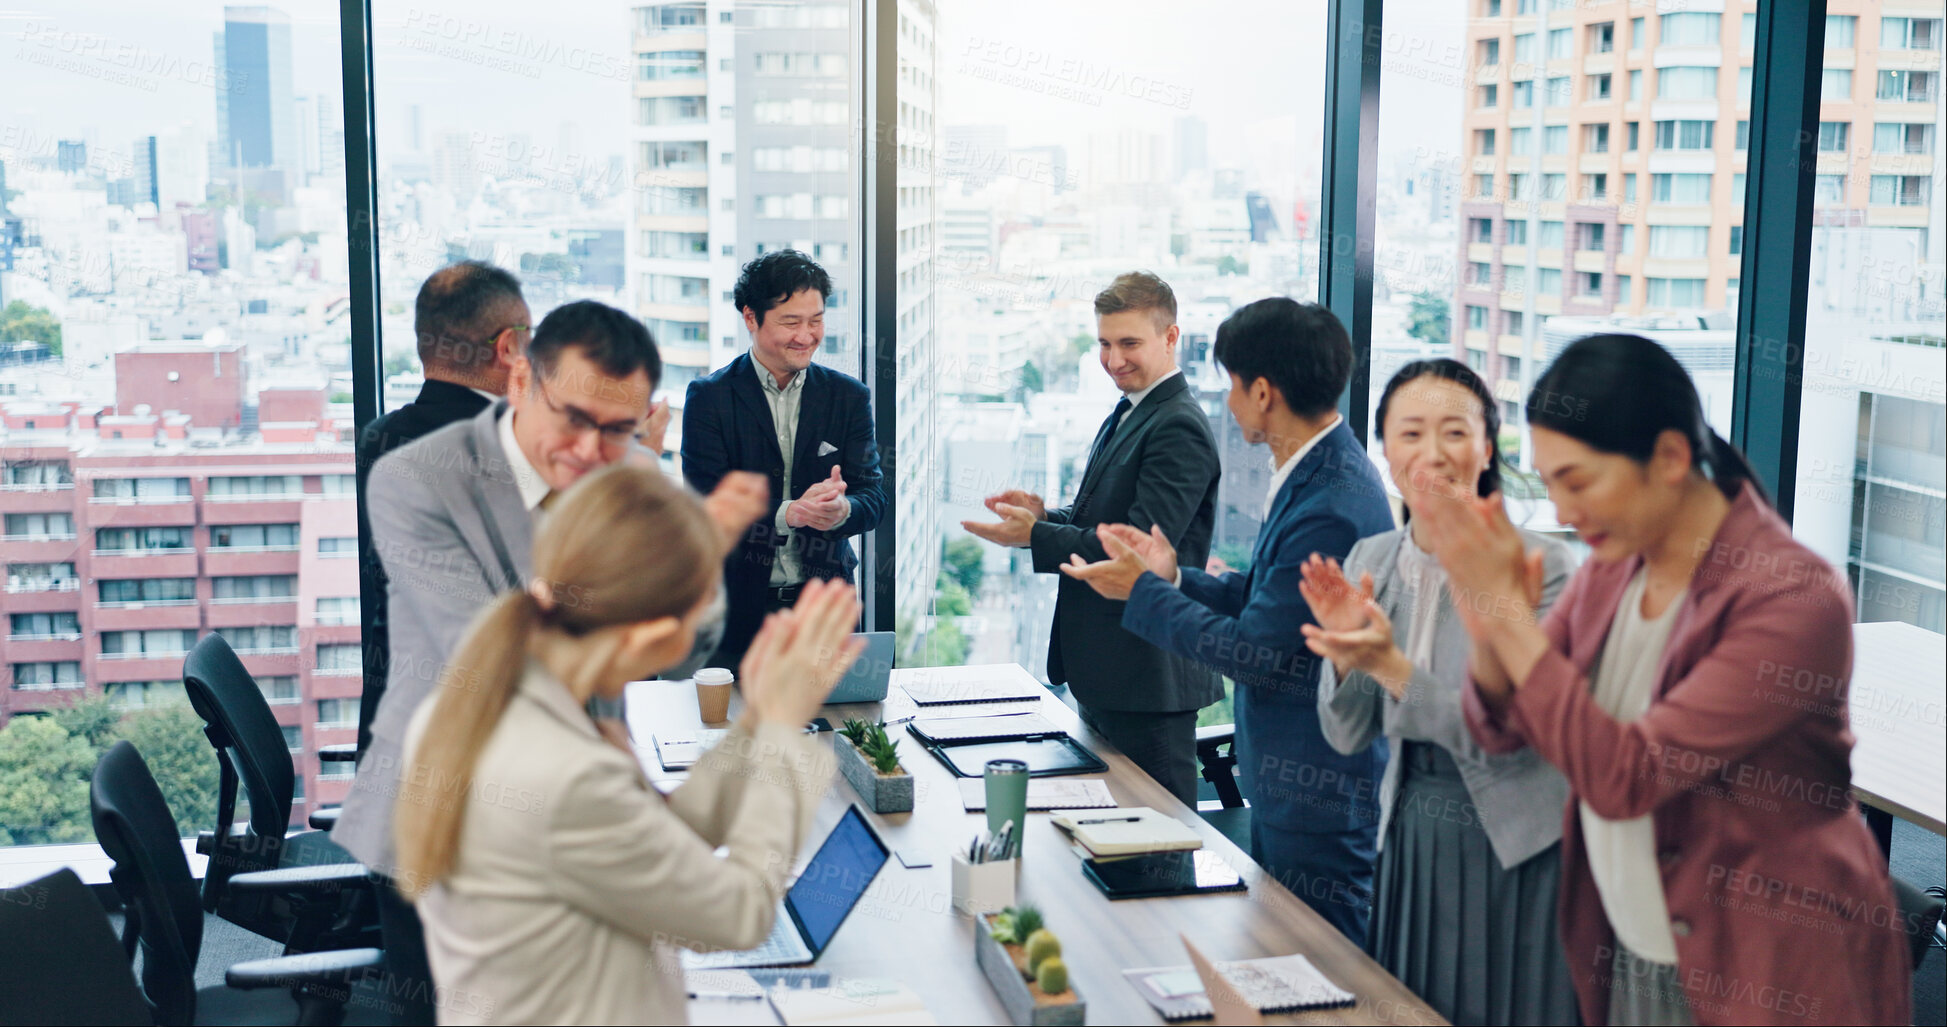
733, 249, 832, 325
414, 261, 526, 373
1094, 271, 1176, 333
1376, 358, 1504, 499
1527, 333, 1767, 503
526, 300, 662, 389
1212, 298, 1351, 419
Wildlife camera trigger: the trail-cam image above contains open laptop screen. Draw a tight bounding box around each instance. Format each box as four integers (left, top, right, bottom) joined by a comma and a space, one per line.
783, 805, 889, 954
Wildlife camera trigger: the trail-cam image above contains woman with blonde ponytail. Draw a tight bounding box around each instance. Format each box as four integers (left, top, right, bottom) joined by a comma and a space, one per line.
393, 463, 863, 1025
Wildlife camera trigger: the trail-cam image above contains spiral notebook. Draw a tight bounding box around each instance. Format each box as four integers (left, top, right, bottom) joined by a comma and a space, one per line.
1123, 954, 1355, 1020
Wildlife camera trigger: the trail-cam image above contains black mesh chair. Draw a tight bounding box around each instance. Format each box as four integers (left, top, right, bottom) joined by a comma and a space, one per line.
90, 741, 386, 1026
180, 634, 371, 949
0, 868, 149, 1026
1194, 725, 1252, 852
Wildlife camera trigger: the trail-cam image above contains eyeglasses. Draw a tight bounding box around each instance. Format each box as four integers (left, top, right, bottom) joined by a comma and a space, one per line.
532, 375, 640, 447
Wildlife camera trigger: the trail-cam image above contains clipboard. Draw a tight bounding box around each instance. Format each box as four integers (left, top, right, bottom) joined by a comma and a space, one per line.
906, 728, 1108, 778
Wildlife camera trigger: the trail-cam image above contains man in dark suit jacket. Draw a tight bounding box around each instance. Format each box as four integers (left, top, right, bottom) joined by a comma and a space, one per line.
354, 260, 528, 758
962, 272, 1222, 804
1064, 298, 1394, 947
682, 250, 884, 668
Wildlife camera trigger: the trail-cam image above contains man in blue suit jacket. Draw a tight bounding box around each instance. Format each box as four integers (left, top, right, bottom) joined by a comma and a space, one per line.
1063, 299, 1393, 946
682, 250, 884, 668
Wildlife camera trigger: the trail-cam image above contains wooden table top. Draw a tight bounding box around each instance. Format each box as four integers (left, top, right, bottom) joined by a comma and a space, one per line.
624, 671, 1446, 1026
1848, 621, 1947, 836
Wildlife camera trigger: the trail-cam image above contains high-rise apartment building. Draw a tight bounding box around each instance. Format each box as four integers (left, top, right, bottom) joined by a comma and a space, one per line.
215, 6, 298, 176
1456, 1, 1941, 418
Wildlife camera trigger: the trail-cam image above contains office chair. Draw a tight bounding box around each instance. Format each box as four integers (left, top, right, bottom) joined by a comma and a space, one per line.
90, 741, 386, 1026
1891, 875, 1945, 972
180, 634, 372, 950
0, 868, 150, 1026
1195, 725, 1252, 852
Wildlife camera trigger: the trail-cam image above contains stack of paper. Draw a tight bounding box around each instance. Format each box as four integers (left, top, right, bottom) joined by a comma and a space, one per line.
766, 979, 937, 1026
955, 777, 1116, 812
1050, 807, 1204, 857
1124, 954, 1355, 1019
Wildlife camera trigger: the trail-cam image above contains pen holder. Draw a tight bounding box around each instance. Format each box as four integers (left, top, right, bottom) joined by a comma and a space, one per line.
951, 852, 1019, 916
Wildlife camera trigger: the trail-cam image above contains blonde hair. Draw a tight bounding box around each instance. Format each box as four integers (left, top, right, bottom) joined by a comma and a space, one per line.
394, 464, 719, 895
1093, 270, 1177, 334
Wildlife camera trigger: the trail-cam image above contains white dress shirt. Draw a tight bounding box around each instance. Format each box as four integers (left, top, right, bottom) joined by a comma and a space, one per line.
1263, 413, 1341, 519
496, 406, 550, 512
1119, 366, 1181, 427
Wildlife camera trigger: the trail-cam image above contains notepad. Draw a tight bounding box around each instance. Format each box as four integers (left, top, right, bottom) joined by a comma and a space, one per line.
1124, 955, 1356, 1019
653, 729, 727, 771
767, 979, 937, 1026
956, 776, 1116, 812
892, 664, 1046, 706
1050, 806, 1203, 857
909, 710, 1062, 745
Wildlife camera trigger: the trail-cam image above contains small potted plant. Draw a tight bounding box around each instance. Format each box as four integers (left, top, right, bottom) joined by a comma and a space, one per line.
835, 719, 914, 813
975, 903, 1084, 1026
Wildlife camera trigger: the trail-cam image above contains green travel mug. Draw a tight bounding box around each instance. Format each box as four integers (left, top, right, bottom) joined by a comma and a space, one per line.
984, 758, 1030, 859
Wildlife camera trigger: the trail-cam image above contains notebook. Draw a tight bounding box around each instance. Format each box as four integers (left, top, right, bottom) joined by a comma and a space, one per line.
767, 979, 936, 1026
908, 710, 1062, 745
955, 776, 1116, 812
1124, 954, 1356, 1019
653, 729, 728, 771
893, 664, 1046, 706
1051, 806, 1203, 856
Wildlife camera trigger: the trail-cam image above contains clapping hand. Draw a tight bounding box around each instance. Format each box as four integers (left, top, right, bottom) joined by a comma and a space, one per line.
960, 489, 1045, 548
787, 466, 851, 532
636, 398, 672, 456
1059, 523, 1177, 601
738, 578, 866, 729
703, 472, 769, 555
1411, 483, 1544, 637
1296, 555, 1374, 632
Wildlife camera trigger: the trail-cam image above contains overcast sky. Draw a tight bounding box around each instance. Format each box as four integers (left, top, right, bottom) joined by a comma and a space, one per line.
2, 0, 1462, 185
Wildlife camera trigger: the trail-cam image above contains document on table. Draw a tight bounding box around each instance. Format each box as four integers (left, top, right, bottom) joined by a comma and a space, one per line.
767, 979, 936, 1025
956, 776, 1115, 812
654, 729, 728, 771
893, 663, 1046, 706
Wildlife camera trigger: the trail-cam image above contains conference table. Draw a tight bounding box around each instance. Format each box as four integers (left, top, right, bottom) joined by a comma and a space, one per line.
1848, 621, 1947, 850
625, 668, 1447, 1026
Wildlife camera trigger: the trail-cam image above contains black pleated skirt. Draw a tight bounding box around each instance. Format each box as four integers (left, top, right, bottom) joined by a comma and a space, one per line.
1369, 741, 1580, 1026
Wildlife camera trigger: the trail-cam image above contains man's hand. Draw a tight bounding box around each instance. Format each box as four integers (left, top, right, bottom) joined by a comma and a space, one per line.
635, 397, 671, 456
961, 501, 1037, 548
786, 468, 851, 532
985, 489, 1046, 522
1058, 523, 1176, 600
704, 472, 769, 554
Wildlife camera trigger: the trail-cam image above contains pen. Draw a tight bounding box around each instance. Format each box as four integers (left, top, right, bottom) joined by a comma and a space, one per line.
1076, 815, 1142, 825
688, 991, 766, 1001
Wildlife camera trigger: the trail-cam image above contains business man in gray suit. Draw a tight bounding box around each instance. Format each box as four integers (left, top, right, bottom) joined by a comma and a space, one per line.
335, 300, 761, 1023
961, 272, 1222, 803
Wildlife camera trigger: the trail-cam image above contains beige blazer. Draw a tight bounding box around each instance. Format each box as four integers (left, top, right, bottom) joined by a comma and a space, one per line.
402, 662, 832, 1025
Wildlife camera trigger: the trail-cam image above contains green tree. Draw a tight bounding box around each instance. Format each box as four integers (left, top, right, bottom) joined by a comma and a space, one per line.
935, 575, 972, 618
942, 537, 985, 598
1070, 331, 1093, 357
1406, 290, 1450, 350
384, 349, 421, 379
0, 697, 219, 845
1215, 254, 1246, 277
913, 619, 968, 668
0, 300, 63, 357
1210, 543, 1255, 576
1018, 360, 1044, 395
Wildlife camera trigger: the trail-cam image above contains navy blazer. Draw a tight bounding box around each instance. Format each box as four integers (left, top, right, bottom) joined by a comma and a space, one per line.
681, 353, 884, 663
1121, 420, 1394, 834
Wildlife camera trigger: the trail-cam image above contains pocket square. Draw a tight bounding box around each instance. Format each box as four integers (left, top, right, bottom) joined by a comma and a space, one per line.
817, 441, 838, 456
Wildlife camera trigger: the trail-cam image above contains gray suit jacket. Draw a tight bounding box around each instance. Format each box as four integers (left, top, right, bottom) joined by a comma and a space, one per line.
334, 401, 721, 872
1316, 526, 1578, 869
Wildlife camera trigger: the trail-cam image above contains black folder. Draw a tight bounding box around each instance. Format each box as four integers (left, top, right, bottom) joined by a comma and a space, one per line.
906, 727, 1108, 778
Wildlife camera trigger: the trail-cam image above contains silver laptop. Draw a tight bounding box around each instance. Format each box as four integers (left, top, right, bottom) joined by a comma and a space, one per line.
825, 632, 895, 704
682, 805, 890, 969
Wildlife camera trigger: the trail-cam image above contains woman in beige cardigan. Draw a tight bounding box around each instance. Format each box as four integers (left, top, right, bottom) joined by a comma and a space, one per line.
393, 464, 863, 1025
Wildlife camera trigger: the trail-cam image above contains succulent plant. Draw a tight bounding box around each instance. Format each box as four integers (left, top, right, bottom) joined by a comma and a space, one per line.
839, 718, 903, 775
1035, 957, 1069, 995
1025, 928, 1062, 973
1007, 903, 1044, 942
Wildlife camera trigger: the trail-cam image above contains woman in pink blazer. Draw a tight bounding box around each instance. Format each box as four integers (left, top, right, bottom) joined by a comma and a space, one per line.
1413, 334, 1909, 1026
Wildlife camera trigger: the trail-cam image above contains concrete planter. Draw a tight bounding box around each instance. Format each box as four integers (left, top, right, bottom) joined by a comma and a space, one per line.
975, 914, 1086, 1027
835, 734, 914, 813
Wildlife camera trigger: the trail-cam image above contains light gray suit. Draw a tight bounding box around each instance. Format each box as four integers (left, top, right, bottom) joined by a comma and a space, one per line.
334, 401, 722, 872
1316, 526, 1578, 869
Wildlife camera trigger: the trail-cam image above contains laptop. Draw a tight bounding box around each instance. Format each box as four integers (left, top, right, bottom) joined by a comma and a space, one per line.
825, 631, 895, 704
681, 804, 891, 969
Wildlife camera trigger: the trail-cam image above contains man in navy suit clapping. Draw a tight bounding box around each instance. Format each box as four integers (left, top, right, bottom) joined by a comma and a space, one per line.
682, 251, 884, 669
1064, 299, 1394, 946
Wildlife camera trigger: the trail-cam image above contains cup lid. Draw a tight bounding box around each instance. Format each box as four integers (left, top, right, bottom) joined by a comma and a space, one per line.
693, 667, 735, 685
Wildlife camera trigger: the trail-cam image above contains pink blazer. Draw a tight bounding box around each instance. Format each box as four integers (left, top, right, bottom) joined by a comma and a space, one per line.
1464, 485, 1910, 1026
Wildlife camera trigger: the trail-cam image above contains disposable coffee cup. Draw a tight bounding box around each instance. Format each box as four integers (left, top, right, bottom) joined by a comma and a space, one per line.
694, 667, 734, 723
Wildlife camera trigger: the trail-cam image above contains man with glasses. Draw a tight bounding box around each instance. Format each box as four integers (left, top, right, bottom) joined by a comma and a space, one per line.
340, 299, 763, 1024
355, 260, 529, 761
682, 249, 885, 668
